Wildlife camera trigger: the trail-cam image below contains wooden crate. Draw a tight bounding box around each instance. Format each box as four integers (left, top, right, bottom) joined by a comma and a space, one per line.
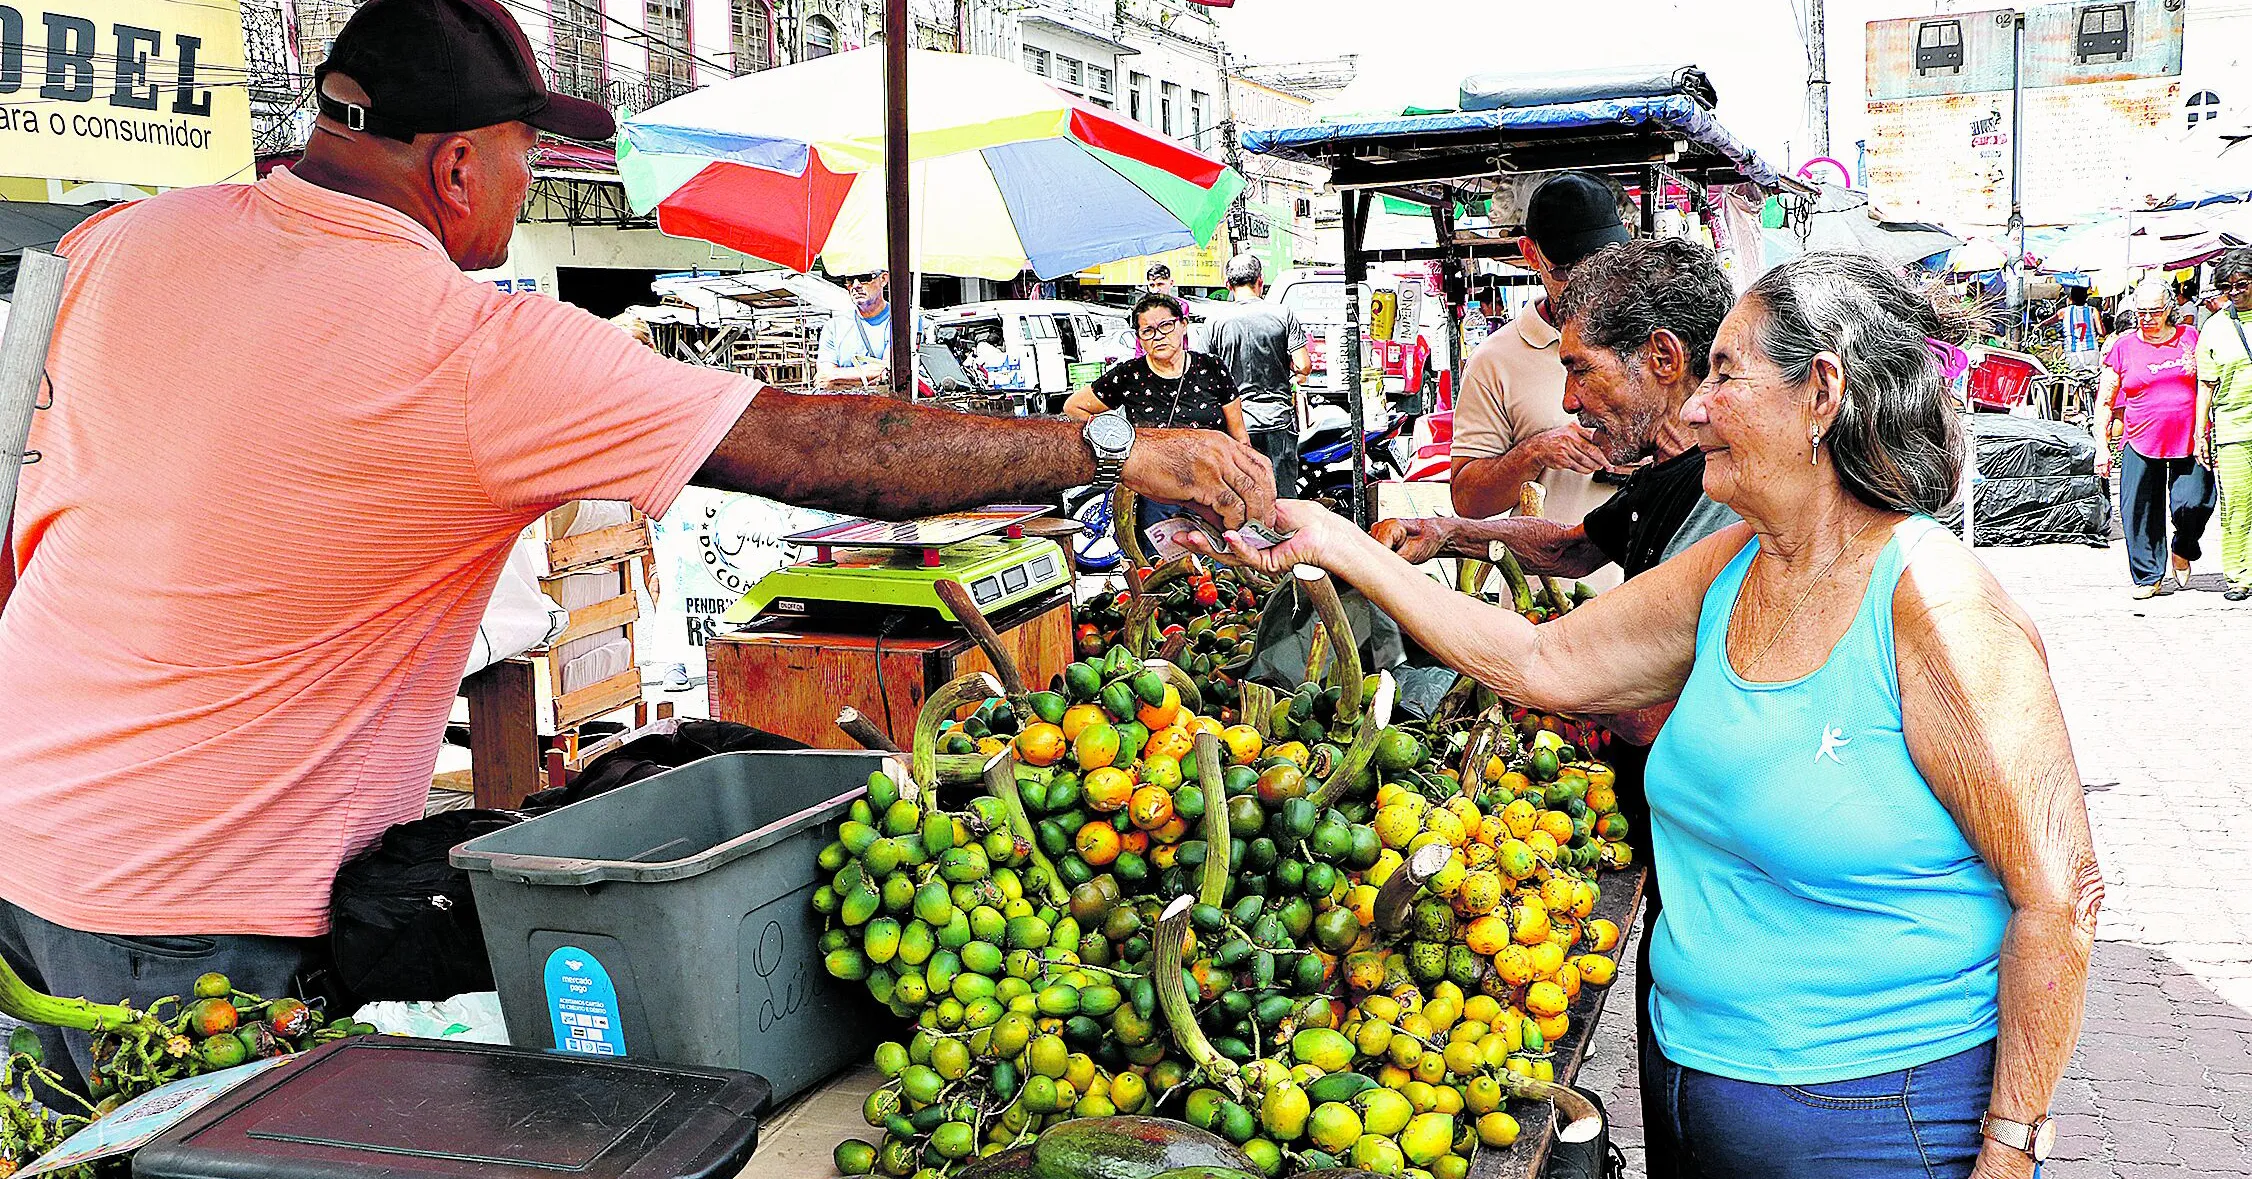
706, 590, 1074, 750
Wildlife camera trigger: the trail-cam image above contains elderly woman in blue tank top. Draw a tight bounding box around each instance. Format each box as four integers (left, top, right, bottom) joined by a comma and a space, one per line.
1191, 252, 2100, 1179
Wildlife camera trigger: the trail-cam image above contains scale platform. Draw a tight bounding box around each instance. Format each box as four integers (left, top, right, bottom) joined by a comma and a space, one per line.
722, 505, 1068, 629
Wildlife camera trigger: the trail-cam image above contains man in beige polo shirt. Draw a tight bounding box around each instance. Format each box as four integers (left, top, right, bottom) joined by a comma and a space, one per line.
1450, 173, 1632, 585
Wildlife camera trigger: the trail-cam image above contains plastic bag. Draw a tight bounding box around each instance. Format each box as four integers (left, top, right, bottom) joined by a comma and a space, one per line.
352, 992, 509, 1044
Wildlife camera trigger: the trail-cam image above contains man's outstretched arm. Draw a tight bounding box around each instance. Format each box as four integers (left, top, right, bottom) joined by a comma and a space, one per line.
695, 389, 1277, 526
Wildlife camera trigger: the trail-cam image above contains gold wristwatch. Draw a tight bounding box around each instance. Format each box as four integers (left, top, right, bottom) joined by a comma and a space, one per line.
1979, 1111, 2054, 1162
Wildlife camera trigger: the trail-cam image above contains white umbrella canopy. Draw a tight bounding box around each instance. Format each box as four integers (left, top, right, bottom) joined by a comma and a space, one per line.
2038, 211, 2236, 275
1946, 236, 2013, 274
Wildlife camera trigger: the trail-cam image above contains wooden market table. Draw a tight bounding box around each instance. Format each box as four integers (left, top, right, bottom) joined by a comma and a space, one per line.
1472, 864, 1646, 1179
705, 589, 1074, 750
748, 866, 1647, 1179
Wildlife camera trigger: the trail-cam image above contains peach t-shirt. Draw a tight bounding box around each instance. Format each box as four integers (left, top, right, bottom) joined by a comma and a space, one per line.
2, 169, 756, 937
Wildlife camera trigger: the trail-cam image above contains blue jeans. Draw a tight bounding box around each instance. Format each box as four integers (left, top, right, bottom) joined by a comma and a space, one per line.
1643, 1037, 1996, 1179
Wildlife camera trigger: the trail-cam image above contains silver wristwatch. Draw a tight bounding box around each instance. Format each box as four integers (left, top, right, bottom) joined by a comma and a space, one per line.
1083, 408, 1136, 493
1979, 1112, 2054, 1162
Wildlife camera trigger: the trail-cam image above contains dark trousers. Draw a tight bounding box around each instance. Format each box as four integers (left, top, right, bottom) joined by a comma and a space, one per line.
0, 898, 317, 1096
2119, 442, 2216, 586
1249, 428, 1299, 500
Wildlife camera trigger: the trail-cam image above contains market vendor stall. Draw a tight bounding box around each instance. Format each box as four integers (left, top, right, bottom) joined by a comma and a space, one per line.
1241, 74, 1810, 524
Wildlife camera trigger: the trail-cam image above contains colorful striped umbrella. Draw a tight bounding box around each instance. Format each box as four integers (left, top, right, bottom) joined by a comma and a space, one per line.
618, 48, 1244, 280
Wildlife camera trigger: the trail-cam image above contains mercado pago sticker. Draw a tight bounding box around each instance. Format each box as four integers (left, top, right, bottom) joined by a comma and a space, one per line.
543, 946, 626, 1058
0, 0, 255, 188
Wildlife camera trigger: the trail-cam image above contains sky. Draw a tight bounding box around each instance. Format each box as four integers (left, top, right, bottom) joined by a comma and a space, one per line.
1212, 0, 2013, 186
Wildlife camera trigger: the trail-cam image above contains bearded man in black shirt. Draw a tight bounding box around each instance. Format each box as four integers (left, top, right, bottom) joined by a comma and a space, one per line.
1371, 235, 1737, 1179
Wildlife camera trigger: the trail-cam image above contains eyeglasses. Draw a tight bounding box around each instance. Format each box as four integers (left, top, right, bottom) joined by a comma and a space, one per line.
2224, 281, 2252, 296
840, 274, 883, 288
2135, 307, 2169, 317
1136, 318, 1184, 341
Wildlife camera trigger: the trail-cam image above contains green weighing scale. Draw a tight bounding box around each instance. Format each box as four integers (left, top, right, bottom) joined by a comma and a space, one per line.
721, 504, 1070, 630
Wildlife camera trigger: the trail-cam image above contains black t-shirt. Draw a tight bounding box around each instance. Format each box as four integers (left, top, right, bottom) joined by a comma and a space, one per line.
1580, 447, 1737, 580
1090, 353, 1237, 430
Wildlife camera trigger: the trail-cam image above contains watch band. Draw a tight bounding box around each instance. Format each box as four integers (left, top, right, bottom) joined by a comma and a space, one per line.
1083, 410, 1134, 493
1980, 1112, 2051, 1161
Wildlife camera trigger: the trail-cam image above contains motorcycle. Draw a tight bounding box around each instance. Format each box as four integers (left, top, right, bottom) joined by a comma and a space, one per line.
1300, 398, 1413, 515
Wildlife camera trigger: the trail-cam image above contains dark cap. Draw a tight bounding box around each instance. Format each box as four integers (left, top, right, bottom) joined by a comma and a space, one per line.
316, 0, 615, 143
1524, 172, 1633, 271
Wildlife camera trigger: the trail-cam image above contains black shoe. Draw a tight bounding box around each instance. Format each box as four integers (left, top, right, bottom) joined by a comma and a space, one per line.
2227, 586, 2252, 602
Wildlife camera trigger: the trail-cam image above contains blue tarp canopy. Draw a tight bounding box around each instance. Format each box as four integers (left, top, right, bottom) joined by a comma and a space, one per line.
1241, 94, 1797, 195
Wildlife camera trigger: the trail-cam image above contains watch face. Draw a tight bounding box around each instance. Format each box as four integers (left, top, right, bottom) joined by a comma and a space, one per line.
2034, 1120, 2056, 1157
1089, 413, 1132, 452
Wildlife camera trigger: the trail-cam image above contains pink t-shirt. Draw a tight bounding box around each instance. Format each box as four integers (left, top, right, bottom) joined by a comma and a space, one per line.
2106, 326, 2200, 459
3, 170, 756, 937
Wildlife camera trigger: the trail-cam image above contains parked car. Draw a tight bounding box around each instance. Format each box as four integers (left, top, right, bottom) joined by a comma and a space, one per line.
925, 300, 1132, 414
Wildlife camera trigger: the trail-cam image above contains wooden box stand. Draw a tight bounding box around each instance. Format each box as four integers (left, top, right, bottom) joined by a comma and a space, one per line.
706, 590, 1074, 750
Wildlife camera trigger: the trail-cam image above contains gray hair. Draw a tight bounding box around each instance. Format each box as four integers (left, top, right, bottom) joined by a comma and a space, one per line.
1225, 253, 1264, 288
2213, 247, 2252, 286
1555, 237, 1733, 380
1743, 252, 1969, 516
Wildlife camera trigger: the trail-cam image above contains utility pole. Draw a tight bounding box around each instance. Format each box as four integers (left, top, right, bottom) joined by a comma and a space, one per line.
1805, 0, 1831, 159
1214, 34, 1246, 258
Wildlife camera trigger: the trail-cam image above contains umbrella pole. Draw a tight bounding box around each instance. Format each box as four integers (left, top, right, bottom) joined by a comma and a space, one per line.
885, 0, 914, 399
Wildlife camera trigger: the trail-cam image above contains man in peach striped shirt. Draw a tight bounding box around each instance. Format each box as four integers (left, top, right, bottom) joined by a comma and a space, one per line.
0, 0, 1273, 1089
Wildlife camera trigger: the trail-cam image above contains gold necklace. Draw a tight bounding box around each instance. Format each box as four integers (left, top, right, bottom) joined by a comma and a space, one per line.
1736, 515, 1886, 678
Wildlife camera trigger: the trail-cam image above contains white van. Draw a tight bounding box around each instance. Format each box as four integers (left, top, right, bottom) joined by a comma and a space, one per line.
1268, 268, 1454, 402
925, 300, 1133, 414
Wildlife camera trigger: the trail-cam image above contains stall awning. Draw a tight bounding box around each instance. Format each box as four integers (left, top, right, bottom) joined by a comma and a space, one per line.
1241, 95, 1803, 196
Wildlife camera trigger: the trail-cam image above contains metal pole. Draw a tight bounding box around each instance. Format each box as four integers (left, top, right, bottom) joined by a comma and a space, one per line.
2006, 9, 2026, 349
1343, 191, 1370, 527
0, 250, 67, 536
1804, 0, 1830, 159
884, 0, 914, 399
1431, 201, 1465, 417
1214, 36, 1245, 259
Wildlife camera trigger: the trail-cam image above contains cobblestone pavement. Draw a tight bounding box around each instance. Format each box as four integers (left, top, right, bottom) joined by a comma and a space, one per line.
1580, 538, 2252, 1177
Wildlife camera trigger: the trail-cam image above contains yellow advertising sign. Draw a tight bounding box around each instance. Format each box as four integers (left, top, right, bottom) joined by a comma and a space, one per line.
1077, 230, 1232, 288
0, 0, 254, 187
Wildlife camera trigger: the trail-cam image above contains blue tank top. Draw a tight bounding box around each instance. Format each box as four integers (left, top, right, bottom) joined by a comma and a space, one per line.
1644, 517, 2010, 1085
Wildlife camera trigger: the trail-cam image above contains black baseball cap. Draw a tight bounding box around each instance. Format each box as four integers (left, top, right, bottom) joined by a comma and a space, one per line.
315, 0, 615, 143
1525, 172, 1633, 270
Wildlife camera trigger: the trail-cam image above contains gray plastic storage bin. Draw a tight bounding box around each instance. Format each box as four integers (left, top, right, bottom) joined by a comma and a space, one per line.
452, 750, 888, 1104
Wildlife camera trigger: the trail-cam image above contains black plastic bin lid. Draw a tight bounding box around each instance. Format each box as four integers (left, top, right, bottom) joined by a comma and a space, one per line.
133, 1037, 771, 1179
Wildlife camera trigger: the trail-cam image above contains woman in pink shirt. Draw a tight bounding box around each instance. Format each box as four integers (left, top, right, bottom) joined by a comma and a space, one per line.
2096, 279, 2214, 598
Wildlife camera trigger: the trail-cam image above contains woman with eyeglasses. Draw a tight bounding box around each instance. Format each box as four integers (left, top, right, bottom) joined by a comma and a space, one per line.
1067, 292, 1248, 539
2198, 249, 2252, 601
2094, 278, 2213, 599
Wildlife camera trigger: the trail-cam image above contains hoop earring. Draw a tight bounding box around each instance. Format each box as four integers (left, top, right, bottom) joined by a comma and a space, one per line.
1810, 429, 1822, 465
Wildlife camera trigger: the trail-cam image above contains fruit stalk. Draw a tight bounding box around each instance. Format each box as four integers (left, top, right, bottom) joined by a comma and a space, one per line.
1123, 558, 1201, 658
1296, 570, 1362, 725
981, 749, 1070, 907
1492, 547, 1536, 614
1498, 1073, 1605, 1142
912, 671, 1005, 790
0, 954, 161, 1040
1192, 733, 1232, 908
835, 707, 902, 754
1143, 658, 1204, 715
932, 579, 1028, 699
1153, 896, 1241, 1097
1239, 681, 1278, 741
1373, 843, 1455, 938
1111, 486, 1149, 573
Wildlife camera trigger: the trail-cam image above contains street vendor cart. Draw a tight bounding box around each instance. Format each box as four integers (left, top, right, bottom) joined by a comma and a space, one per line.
1241, 71, 1813, 526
